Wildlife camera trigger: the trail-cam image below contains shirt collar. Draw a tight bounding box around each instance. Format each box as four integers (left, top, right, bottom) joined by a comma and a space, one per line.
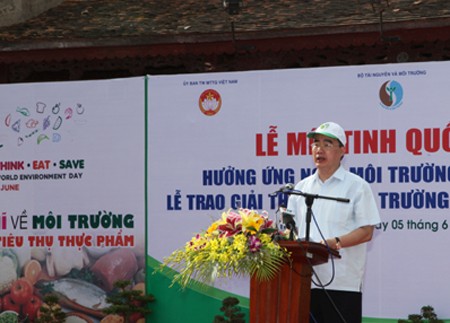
313, 165, 345, 183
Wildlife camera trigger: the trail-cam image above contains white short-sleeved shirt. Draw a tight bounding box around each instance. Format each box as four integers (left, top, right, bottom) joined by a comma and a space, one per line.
287, 166, 380, 292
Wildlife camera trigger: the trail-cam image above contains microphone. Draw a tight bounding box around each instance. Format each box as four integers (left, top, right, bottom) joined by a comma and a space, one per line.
269, 183, 295, 197
282, 211, 298, 240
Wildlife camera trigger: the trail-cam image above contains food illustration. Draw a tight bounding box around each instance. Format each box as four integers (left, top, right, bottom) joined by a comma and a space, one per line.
47, 278, 108, 317
0, 249, 18, 294
1, 93, 145, 323
91, 249, 138, 292
0, 244, 145, 322
66, 312, 95, 323
2, 100, 86, 148
0, 311, 19, 322
45, 248, 90, 278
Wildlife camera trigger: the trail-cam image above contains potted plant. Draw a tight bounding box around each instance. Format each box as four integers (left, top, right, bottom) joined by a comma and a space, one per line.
102, 280, 155, 323
36, 294, 67, 323
398, 305, 443, 323
213, 297, 246, 323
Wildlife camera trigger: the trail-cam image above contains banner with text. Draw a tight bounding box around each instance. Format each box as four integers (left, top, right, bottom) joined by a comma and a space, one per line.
147, 62, 449, 321
0, 77, 146, 322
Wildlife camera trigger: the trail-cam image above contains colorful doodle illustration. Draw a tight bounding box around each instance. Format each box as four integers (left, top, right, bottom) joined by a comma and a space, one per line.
1, 101, 86, 148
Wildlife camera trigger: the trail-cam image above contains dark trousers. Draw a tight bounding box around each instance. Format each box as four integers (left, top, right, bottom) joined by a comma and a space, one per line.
309, 289, 362, 323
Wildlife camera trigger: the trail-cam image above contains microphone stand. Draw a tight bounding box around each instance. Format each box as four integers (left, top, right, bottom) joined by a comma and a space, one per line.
281, 190, 350, 242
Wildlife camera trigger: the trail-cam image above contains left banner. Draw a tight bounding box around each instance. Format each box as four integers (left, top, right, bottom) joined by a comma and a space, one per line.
0, 77, 146, 322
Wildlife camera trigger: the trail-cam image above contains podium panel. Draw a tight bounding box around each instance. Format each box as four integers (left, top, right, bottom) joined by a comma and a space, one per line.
249, 241, 339, 323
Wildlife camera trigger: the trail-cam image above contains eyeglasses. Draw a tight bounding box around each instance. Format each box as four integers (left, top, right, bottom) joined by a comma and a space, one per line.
311, 142, 339, 151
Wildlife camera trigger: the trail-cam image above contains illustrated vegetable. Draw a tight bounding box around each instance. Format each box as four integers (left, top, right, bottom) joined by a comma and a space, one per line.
36, 294, 66, 323
0, 310, 19, 323
10, 278, 34, 305
11, 247, 31, 273
46, 248, 90, 277
22, 295, 43, 321
2, 294, 21, 313
30, 247, 47, 262
0, 249, 19, 294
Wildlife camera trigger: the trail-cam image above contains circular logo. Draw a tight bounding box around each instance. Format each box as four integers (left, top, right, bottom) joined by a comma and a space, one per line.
199, 89, 222, 116
379, 80, 403, 110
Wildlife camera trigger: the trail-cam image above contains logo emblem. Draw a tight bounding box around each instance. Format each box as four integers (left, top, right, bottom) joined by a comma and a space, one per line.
199, 89, 222, 116
379, 80, 403, 110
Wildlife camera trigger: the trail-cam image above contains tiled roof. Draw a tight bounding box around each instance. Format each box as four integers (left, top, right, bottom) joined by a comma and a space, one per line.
0, 0, 449, 50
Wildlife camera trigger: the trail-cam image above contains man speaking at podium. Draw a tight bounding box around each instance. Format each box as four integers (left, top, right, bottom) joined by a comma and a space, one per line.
287, 121, 380, 323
